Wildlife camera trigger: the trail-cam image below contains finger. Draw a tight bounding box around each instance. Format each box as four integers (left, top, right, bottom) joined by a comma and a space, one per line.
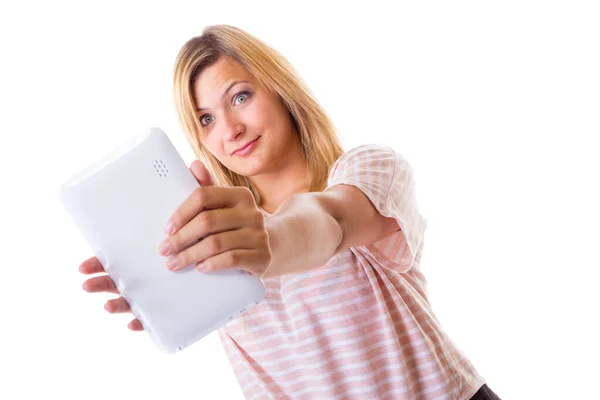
189, 160, 214, 186
166, 186, 254, 236
79, 256, 104, 274
82, 275, 119, 294
162, 207, 262, 257
197, 249, 265, 275
168, 227, 264, 272
104, 297, 131, 313
128, 319, 144, 331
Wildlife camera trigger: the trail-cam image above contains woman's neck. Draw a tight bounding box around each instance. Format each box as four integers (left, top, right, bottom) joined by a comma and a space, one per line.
258, 181, 311, 214
252, 150, 312, 214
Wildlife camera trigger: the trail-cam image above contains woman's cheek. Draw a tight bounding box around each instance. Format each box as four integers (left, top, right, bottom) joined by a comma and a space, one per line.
203, 138, 221, 158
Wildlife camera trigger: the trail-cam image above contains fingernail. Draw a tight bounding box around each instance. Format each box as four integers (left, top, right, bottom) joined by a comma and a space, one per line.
166, 256, 178, 270
165, 220, 175, 235
196, 262, 209, 272
157, 239, 171, 256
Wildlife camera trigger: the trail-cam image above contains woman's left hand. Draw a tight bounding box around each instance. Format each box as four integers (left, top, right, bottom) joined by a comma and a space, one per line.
157, 161, 272, 277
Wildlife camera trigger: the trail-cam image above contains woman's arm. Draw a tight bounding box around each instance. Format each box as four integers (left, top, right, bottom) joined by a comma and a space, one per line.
262, 184, 400, 279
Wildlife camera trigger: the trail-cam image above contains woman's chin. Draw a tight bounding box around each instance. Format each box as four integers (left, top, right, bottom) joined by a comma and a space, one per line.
229, 161, 264, 177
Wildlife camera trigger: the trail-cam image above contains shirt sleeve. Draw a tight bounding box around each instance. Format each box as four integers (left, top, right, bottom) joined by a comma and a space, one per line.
326, 144, 428, 273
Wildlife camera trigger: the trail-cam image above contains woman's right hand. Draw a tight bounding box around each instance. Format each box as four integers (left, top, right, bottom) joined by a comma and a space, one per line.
79, 256, 144, 331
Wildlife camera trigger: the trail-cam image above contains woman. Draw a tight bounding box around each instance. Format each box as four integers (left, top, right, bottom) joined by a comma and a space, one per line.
80, 25, 500, 400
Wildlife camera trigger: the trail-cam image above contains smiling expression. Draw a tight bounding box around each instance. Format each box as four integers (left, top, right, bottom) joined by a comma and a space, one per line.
192, 56, 300, 178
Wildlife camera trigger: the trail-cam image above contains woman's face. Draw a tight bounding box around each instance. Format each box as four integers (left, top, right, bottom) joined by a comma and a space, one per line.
192, 56, 300, 177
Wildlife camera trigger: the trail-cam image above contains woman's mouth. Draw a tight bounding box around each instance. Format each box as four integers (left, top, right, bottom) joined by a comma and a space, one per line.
232, 137, 260, 156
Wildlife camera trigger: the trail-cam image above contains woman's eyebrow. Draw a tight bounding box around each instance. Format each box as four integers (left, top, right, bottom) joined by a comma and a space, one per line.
196, 80, 249, 112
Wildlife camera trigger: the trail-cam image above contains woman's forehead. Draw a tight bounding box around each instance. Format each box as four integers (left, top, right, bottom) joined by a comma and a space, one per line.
197, 57, 254, 86
193, 57, 257, 99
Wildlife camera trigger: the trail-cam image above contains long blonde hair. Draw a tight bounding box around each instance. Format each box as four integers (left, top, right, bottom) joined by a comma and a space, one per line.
172, 24, 344, 205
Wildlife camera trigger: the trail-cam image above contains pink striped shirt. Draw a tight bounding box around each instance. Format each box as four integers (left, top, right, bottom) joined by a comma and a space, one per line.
218, 144, 486, 399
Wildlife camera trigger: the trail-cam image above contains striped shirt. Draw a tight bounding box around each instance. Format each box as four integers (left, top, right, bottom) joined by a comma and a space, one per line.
217, 144, 486, 399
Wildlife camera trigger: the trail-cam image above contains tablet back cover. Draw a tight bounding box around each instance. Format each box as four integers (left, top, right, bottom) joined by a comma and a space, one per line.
59, 127, 266, 353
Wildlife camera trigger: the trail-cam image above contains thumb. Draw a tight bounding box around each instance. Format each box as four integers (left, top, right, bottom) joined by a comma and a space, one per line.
189, 159, 214, 186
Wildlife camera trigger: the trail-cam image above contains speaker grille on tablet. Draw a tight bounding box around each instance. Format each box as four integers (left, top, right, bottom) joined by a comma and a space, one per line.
154, 159, 169, 177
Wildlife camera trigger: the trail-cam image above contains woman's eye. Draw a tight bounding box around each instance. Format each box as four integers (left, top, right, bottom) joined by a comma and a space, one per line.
234, 91, 250, 105
200, 115, 213, 126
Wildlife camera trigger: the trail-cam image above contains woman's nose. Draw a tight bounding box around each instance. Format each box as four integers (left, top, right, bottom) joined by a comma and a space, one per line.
221, 114, 245, 141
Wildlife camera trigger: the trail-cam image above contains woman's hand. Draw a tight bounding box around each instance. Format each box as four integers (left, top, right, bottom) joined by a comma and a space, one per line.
80, 256, 144, 331
157, 167, 272, 277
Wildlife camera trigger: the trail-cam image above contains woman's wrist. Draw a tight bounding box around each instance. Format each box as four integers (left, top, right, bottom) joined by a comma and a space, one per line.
260, 193, 342, 279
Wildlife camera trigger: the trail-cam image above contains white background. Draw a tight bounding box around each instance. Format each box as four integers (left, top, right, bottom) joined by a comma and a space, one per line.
1, 1, 598, 399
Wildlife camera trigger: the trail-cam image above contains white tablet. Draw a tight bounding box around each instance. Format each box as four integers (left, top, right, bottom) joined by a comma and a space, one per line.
59, 127, 266, 354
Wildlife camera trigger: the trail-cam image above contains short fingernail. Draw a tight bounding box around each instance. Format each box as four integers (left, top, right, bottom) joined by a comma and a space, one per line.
157, 239, 171, 256
166, 256, 178, 270
196, 262, 209, 271
165, 220, 175, 235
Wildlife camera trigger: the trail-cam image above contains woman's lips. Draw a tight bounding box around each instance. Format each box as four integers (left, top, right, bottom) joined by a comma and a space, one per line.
232, 137, 260, 156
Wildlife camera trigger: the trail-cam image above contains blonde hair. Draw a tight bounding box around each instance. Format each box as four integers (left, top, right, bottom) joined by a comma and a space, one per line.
172, 24, 344, 205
